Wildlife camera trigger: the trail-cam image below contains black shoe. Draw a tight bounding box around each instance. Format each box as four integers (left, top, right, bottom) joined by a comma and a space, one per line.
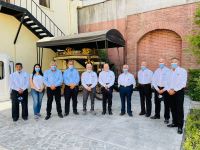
22, 117, 28, 121
128, 114, 133, 117
150, 115, 160, 119
13, 118, 18, 122
58, 114, 63, 118
164, 119, 169, 124
73, 112, 79, 115
167, 123, 178, 128
45, 115, 51, 120
109, 112, 113, 115
64, 113, 69, 117
145, 114, 150, 117
177, 128, 183, 134
120, 112, 125, 116
139, 112, 145, 115
102, 112, 106, 115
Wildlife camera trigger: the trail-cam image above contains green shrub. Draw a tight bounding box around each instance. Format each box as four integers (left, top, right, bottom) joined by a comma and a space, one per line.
184, 109, 200, 150
188, 69, 200, 101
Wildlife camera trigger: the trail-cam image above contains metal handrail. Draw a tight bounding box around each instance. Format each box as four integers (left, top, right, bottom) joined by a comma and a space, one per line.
1, 0, 65, 37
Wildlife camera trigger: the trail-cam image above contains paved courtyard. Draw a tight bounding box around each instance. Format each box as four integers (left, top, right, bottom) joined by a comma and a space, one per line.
0, 92, 191, 150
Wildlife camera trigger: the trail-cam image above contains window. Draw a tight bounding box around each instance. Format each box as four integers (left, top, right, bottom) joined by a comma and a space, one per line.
0, 61, 4, 80
39, 0, 50, 8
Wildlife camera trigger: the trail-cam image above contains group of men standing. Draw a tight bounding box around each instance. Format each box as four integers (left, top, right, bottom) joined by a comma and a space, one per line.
137, 58, 187, 134
10, 57, 187, 134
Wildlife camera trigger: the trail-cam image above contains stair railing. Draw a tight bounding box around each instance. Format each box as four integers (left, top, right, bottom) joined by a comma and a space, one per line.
1, 0, 65, 37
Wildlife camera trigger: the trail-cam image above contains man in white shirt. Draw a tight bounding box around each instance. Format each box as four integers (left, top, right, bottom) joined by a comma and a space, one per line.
10, 63, 29, 122
118, 64, 136, 117
151, 58, 170, 124
167, 58, 187, 134
99, 64, 115, 115
137, 61, 153, 117
81, 63, 98, 115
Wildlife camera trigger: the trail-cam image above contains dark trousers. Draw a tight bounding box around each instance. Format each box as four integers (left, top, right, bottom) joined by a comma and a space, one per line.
119, 85, 133, 114
169, 89, 184, 128
154, 87, 170, 119
64, 85, 78, 114
11, 89, 28, 120
46, 87, 62, 116
102, 87, 113, 113
138, 84, 152, 115
83, 87, 95, 111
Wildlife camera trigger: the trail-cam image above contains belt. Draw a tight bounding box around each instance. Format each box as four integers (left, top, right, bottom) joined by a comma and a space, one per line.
158, 86, 164, 89
120, 85, 133, 88
139, 83, 151, 86
65, 85, 77, 88
12, 89, 28, 93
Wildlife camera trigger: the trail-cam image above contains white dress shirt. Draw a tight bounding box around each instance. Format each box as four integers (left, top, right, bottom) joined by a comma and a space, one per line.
81, 71, 98, 88
118, 72, 136, 87
30, 74, 44, 90
167, 67, 187, 92
138, 69, 153, 84
152, 67, 170, 91
10, 71, 29, 91
99, 70, 115, 88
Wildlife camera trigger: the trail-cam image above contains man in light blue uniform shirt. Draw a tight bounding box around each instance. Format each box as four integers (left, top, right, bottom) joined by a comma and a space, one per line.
43, 61, 63, 120
10, 63, 29, 122
63, 60, 80, 116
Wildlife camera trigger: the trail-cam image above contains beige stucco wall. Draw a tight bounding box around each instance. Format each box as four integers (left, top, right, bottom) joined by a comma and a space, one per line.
9, 0, 81, 35
0, 13, 55, 73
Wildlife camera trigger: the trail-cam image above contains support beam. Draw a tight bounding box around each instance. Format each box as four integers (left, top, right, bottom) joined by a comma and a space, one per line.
14, 13, 25, 44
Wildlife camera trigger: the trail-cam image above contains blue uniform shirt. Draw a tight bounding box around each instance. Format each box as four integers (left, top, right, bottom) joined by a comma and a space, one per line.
63, 68, 80, 85
43, 69, 63, 87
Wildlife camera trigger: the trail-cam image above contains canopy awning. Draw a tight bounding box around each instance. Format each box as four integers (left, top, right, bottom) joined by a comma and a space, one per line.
36, 29, 125, 51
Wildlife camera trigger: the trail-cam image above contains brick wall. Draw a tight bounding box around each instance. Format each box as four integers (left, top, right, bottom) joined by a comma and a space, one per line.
137, 29, 182, 71
78, 3, 200, 74
126, 3, 200, 73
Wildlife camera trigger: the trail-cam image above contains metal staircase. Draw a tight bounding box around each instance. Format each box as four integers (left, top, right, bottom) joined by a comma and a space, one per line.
0, 0, 65, 41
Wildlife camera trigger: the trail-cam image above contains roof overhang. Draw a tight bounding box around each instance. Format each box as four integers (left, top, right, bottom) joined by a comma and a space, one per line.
37, 29, 125, 51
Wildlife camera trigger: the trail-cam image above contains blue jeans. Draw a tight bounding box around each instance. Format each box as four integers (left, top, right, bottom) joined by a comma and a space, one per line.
31, 89, 44, 115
